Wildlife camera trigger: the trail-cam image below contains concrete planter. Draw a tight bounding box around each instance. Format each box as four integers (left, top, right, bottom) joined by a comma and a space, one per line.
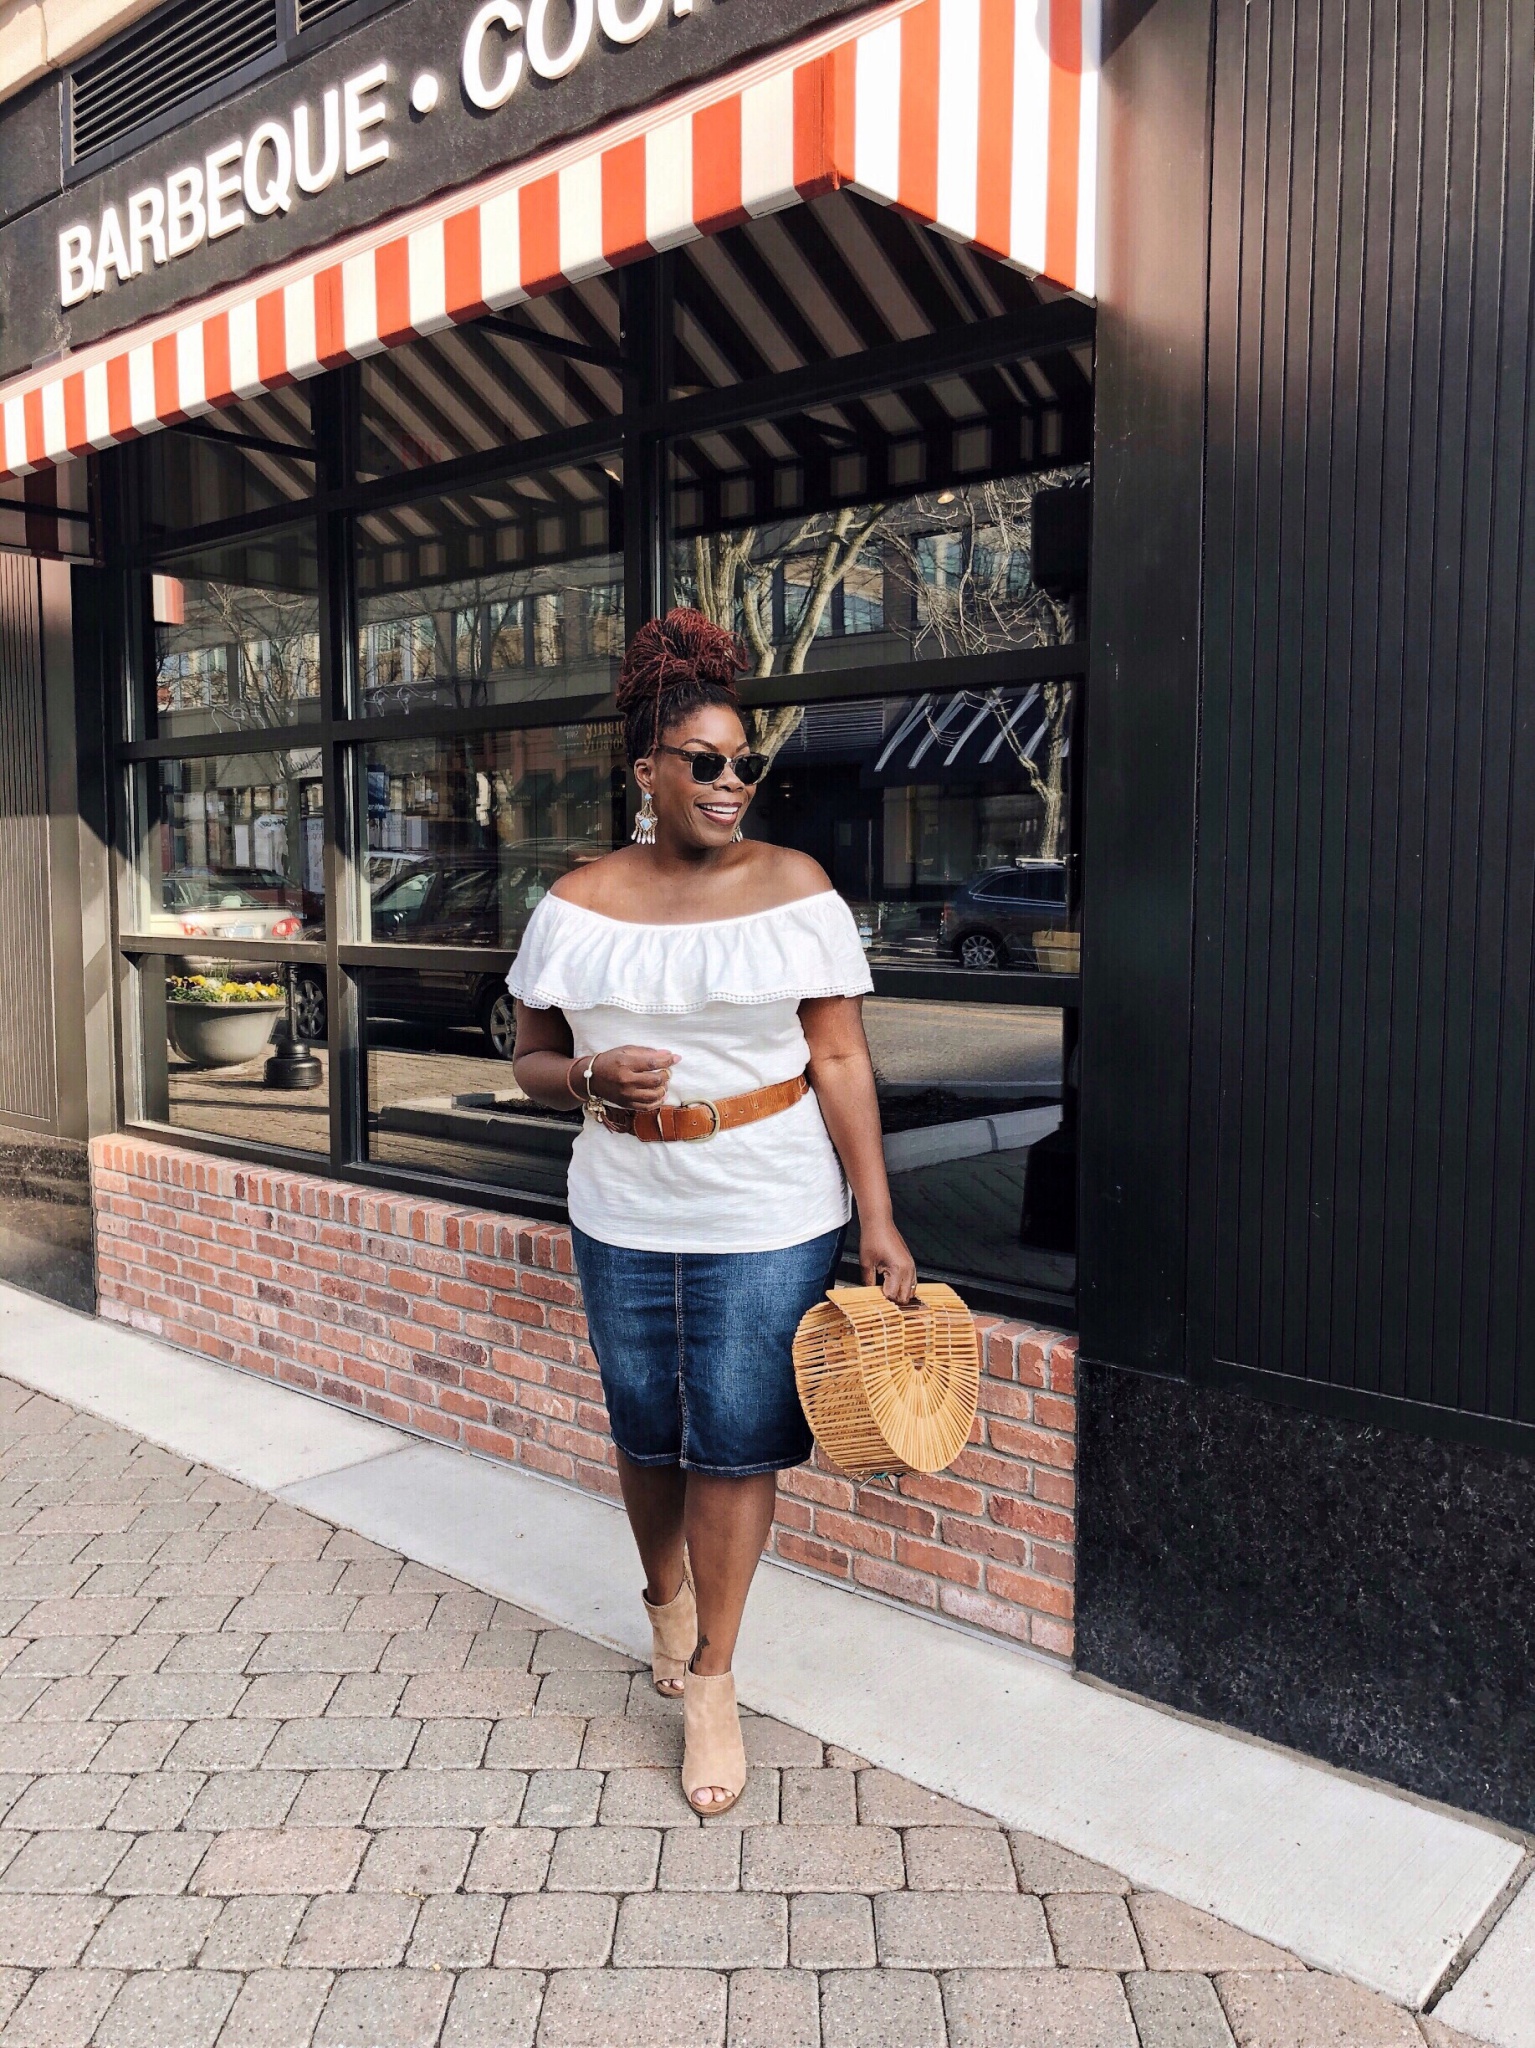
166, 1000, 284, 1068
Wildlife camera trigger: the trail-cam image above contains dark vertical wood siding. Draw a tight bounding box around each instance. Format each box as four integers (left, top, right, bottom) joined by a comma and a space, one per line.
0, 552, 58, 1127
1191, 0, 1535, 1427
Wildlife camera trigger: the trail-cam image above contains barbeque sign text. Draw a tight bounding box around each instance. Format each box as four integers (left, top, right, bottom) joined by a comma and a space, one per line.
59, 0, 695, 308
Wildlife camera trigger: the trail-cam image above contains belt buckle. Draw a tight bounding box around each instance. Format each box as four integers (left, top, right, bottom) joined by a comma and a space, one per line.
677, 1099, 721, 1141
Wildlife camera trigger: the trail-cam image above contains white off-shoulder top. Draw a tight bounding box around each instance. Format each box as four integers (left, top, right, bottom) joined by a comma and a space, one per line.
506, 889, 874, 1252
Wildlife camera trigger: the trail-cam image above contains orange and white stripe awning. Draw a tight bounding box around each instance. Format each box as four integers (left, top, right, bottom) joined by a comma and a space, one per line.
0, 0, 1099, 484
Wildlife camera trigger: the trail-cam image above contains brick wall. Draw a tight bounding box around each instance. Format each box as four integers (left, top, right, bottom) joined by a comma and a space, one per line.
90, 1135, 1078, 1661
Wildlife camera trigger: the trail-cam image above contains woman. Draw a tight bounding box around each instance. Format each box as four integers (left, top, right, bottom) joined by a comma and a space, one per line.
509, 608, 916, 1815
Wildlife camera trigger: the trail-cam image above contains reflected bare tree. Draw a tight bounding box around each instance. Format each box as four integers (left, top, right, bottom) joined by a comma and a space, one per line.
188, 582, 320, 730
680, 469, 1085, 802
688, 506, 886, 760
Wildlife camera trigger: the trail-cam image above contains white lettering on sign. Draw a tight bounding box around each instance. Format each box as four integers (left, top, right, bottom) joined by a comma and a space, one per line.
526, 0, 593, 80
243, 121, 294, 216
59, 0, 698, 308
344, 65, 391, 175
294, 91, 342, 194
462, 0, 525, 111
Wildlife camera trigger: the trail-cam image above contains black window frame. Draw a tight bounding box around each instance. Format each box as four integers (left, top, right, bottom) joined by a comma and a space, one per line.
99, 257, 1094, 1325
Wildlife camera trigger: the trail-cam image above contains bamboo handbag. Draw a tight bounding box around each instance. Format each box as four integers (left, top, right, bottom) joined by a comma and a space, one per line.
792, 1283, 981, 1482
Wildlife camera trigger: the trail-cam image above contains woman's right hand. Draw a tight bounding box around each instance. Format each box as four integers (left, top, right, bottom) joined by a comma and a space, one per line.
587, 1046, 680, 1111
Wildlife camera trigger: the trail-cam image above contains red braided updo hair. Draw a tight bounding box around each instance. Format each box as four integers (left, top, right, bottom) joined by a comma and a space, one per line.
616, 608, 748, 765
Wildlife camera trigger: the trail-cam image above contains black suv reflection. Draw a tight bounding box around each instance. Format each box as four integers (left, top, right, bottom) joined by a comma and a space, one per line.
939, 862, 1070, 970
291, 859, 555, 1057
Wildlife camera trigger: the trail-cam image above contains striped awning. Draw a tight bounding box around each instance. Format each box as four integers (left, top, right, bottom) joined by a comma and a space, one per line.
0, 0, 1100, 485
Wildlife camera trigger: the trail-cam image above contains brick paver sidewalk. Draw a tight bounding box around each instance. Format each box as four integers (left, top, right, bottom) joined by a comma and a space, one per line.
0, 1374, 1479, 2046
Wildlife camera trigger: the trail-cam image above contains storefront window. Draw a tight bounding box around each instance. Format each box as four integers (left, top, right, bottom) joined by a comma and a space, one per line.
362, 970, 577, 1194
125, 752, 325, 940
354, 467, 624, 715
146, 522, 321, 739
135, 955, 330, 1158
669, 407, 1087, 673
359, 725, 626, 943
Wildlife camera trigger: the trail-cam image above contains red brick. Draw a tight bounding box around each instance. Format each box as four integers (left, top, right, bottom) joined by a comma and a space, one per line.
1033, 1469, 1076, 1509
573, 1458, 621, 1499
1034, 1394, 1077, 1434
520, 1327, 577, 1366
941, 1518, 1031, 1567
810, 1510, 894, 1562
465, 1424, 523, 1461
937, 1584, 1035, 1646
852, 1556, 938, 1607
849, 1490, 936, 1538
774, 1532, 851, 1578
547, 1422, 610, 1464
520, 1270, 579, 1306
516, 1385, 577, 1423
1032, 1613, 1075, 1657
985, 1563, 1074, 1619
520, 1441, 577, 1483
985, 1420, 1076, 1469
977, 1380, 1036, 1423
92, 1138, 1077, 1667
989, 1496, 1074, 1544
892, 1536, 981, 1587
949, 1446, 1031, 1492
771, 1497, 814, 1534
1032, 1543, 1075, 1584
898, 1471, 988, 1517
779, 1467, 856, 1511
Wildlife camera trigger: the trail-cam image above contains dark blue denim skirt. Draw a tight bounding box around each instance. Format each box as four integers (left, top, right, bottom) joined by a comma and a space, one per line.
570, 1225, 844, 1477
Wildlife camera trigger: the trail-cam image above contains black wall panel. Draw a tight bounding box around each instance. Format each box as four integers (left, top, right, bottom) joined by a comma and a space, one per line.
1078, 0, 1213, 1376
1190, 0, 1535, 1438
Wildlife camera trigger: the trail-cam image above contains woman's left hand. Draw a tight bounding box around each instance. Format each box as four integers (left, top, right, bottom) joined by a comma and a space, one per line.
858, 1218, 918, 1305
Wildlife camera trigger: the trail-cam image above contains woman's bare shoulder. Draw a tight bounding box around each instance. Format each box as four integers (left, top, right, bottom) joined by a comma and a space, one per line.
548, 851, 644, 909
749, 845, 834, 907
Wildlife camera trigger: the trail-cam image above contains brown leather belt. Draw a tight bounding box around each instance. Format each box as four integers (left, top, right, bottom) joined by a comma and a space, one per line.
590, 1073, 809, 1144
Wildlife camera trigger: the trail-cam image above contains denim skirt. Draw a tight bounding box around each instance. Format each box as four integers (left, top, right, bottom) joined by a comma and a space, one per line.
570, 1225, 844, 1477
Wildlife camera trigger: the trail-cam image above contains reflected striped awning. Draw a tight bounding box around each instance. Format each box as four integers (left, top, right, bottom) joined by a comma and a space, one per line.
0, 0, 1100, 485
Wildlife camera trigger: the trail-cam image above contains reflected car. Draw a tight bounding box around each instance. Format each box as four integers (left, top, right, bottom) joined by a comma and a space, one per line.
292, 857, 556, 1055
150, 872, 306, 942
939, 863, 1070, 970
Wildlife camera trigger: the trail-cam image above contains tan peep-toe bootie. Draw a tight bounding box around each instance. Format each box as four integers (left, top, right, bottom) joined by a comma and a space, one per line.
682, 1667, 747, 1816
642, 1563, 696, 1697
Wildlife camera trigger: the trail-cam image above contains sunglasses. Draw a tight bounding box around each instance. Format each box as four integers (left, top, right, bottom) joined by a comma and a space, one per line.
656, 744, 772, 786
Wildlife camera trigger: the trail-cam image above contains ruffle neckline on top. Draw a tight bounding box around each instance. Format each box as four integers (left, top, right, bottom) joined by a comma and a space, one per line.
506, 889, 874, 1014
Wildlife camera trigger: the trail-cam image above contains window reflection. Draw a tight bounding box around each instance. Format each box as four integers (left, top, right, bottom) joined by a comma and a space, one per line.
149, 523, 320, 738
361, 969, 576, 1193
361, 726, 627, 952
671, 435, 1086, 675
128, 753, 325, 942
742, 690, 1076, 973
137, 955, 331, 1158
355, 467, 623, 715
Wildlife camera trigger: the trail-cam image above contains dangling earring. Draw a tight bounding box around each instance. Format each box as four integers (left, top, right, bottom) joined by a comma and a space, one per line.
732, 825, 744, 843
632, 791, 656, 846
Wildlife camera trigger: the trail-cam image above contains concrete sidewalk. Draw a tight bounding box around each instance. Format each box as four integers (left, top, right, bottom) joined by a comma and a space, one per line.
0, 1280, 1529, 2046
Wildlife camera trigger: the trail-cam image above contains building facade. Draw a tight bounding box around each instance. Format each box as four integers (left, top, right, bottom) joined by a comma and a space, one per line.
1, 0, 1532, 1831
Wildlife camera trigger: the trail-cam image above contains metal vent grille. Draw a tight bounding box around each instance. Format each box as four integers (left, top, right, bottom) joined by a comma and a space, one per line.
70, 0, 278, 163
295, 0, 353, 29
